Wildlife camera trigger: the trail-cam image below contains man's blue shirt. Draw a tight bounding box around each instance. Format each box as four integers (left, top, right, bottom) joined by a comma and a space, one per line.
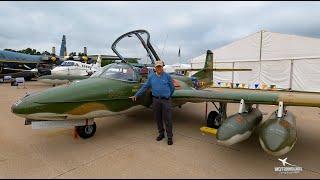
135, 72, 175, 98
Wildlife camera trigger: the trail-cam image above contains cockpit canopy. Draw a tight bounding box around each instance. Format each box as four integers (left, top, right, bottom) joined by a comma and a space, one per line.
91, 63, 141, 82
60, 61, 75, 66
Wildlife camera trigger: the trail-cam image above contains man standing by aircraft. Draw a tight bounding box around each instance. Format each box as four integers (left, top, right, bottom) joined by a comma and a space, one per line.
129, 60, 175, 145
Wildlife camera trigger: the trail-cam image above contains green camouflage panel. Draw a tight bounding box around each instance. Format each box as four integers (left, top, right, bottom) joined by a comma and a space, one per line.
13, 76, 320, 116
216, 108, 262, 141
172, 87, 320, 107
38, 74, 89, 81
12, 78, 151, 116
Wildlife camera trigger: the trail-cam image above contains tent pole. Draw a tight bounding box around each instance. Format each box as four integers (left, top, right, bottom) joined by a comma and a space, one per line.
289, 59, 294, 90
259, 30, 263, 85
232, 62, 235, 88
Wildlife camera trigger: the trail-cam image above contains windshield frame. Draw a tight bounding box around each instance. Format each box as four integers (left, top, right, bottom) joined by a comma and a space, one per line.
60, 61, 75, 67
90, 63, 139, 82
111, 30, 160, 65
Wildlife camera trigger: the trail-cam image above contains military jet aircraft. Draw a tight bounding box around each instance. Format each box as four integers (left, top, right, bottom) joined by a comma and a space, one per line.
11, 30, 320, 156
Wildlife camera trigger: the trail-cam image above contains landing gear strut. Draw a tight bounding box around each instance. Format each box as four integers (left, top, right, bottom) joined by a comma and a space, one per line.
75, 122, 96, 139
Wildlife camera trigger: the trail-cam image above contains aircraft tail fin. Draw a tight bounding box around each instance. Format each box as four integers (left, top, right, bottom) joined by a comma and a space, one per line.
191, 50, 251, 89
59, 35, 67, 57
90, 55, 102, 73
192, 50, 214, 88
96, 55, 102, 68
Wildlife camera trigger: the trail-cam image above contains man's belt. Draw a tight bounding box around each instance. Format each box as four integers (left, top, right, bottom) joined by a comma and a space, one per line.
152, 95, 169, 100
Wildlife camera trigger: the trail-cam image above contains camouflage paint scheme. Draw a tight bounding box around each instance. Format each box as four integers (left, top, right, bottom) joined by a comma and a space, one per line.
173, 87, 320, 107
11, 32, 320, 157
13, 73, 320, 119
37, 74, 89, 85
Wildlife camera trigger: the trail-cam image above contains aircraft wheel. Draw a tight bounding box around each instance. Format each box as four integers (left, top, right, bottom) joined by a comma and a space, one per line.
34, 72, 40, 78
207, 111, 221, 129
76, 122, 96, 139
25, 76, 32, 81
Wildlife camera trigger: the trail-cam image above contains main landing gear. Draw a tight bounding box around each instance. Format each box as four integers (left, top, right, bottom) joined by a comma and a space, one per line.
205, 102, 227, 129
207, 111, 220, 129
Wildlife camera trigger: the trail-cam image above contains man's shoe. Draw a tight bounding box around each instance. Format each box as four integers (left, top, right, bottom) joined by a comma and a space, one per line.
156, 134, 165, 141
168, 138, 173, 145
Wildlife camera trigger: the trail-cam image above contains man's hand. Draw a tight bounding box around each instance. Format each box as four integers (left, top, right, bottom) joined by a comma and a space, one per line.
129, 96, 137, 102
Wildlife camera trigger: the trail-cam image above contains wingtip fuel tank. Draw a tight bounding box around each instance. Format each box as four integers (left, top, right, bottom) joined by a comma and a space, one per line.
217, 108, 263, 146
259, 110, 297, 156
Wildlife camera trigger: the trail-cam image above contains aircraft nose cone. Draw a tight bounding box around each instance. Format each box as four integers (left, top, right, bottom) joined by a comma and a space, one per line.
11, 103, 16, 113
11, 93, 39, 117
11, 99, 23, 115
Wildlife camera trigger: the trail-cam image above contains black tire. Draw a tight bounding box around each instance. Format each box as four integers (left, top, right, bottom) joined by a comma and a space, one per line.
207, 111, 221, 129
33, 72, 40, 78
76, 122, 96, 139
25, 76, 32, 81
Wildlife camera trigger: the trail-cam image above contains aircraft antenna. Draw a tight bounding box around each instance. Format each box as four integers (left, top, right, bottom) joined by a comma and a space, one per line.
161, 33, 168, 58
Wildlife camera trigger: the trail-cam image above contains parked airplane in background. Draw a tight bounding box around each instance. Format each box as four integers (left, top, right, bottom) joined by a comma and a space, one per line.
0, 34, 68, 80
1, 34, 95, 82
37, 55, 102, 86
11, 30, 320, 157
0, 50, 43, 80
163, 63, 191, 74
42, 35, 91, 65
51, 59, 98, 76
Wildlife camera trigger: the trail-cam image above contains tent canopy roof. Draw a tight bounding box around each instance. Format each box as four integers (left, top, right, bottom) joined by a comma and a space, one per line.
191, 30, 320, 63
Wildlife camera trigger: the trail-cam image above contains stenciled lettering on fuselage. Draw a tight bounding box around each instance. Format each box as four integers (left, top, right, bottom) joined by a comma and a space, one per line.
106, 89, 120, 99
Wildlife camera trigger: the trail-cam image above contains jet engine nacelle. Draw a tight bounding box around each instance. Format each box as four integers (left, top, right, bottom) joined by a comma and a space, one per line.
217, 108, 262, 146
259, 110, 297, 156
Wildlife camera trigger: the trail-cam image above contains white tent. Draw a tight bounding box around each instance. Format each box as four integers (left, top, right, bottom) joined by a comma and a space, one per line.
164, 63, 191, 73
190, 30, 320, 92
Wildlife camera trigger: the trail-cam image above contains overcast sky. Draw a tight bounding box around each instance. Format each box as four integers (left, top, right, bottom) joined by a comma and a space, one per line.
1, 1, 320, 64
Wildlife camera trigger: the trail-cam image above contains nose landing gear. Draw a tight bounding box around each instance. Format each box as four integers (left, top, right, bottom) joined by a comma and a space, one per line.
75, 122, 96, 139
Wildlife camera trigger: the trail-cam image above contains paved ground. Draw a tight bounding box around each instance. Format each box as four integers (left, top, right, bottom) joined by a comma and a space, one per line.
1, 81, 320, 178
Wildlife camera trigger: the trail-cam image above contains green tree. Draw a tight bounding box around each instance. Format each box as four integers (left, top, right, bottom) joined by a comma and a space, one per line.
78, 52, 85, 56
25, 48, 32, 54
4, 48, 16, 52
41, 51, 51, 55
4, 48, 41, 55
32, 49, 36, 55
69, 52, 77, 56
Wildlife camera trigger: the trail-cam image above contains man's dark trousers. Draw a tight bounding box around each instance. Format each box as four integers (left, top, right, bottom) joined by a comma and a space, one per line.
152, 97, 173, 138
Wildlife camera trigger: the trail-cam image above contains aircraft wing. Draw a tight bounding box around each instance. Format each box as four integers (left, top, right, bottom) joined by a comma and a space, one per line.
3, 67, 37, 72
172, 87, 320, 107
